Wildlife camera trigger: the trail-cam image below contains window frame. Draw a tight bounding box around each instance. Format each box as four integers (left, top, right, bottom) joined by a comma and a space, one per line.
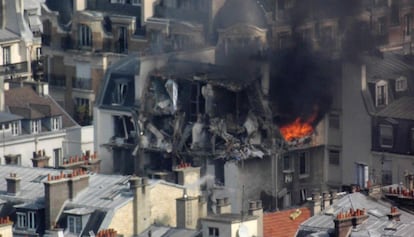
16, 212, 26, 229
78, 24, 92, 47
31, 119, 40, 134
51, 116, 61, 131
379, 124, 393, 148
67, 215, 82, 234
27, 211, 37, 230
396, 77, 407, 92
299, 151, 310, 178
329, 150, 340, 166
11, 121, 20, 136
375, 81, 388, 106
2, 46, 11, 65
208, 227, 219, 237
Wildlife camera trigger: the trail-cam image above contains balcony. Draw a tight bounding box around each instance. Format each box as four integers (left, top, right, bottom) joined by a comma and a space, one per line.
72, 77, 92, 90
0, 62, 29, 78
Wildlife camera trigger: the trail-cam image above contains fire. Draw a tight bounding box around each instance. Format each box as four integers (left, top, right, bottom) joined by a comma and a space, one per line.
279, 113, 317, 142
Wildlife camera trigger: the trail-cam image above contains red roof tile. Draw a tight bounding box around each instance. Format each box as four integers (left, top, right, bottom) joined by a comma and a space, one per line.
263, 207, 311, 237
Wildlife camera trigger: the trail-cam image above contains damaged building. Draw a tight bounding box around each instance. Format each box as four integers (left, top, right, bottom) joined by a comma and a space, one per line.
94, 40, 346, 213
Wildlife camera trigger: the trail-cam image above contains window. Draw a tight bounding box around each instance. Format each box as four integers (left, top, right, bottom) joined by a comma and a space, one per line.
68, 215, 82, 234
390, 3, 400, 25
405, 14, 413, 36
329, 114, 340, 129
75, 97, 90, 108
27, 211, 37, 230
11, 121, 19, 136
411, 128, 414, 152
31, 120, 40, 134
53, 148, 62, 168
278, 32, 290, 49
379, 124, 393, 148
396, 77, 407, 92
329, 150, 340, 165
16, 212, 26, 228
283, 155, 291, 170
111, 0, 125, 3
189, 83, 205, 122
4, 154, 21, 165
299, 152, 310, 177
208, 227, 219, 237
51, 117, 61, 131
378, 17, 387, 36
78, 24, 92, 47
131, 0, 141, 5
117, 27, 128, 53
2, 46, 10, 65
376, 81, 388, 106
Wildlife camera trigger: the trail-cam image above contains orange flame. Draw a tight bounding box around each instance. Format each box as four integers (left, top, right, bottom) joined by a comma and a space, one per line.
279, 112, 318, 142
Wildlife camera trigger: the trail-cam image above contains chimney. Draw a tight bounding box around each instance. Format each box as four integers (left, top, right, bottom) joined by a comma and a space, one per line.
5, 173, 21, 195
36, 82, 49, 96
361, 64, 367, 91
387, 206, 401, 221
197, 195, 207, 228
174, 165, 201, 197
216, 197, 231, 214
129, 176, 150, 236
310, 192, 321, 215
31, 150, 50, 168
248, 200, 263, 237
334, 208, 368, 237
44, 169, 89, 230
176, 194, 199, 229
73, 0, 86, 12
330, 190, 338, 205
322, 191, 330, 210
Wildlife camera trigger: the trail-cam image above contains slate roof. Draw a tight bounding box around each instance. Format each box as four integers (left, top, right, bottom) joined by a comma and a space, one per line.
376, 96, 414, 120
263, 207, 312, 237
4, 86, 77, 128
138, 226, 200, 237
364, 53, 414, 82
0, 29, 20, 42
0, 112, 23, 123
297, 192, 414, 237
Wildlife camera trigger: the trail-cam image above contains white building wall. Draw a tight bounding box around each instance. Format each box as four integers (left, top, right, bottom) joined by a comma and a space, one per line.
0, 131, 66, 167
94, 107, 117, 173
342, 64, 372, 185
64, 125, 94, 157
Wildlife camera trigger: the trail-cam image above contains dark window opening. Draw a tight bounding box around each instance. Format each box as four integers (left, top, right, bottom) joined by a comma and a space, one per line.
329, 150, 340, 165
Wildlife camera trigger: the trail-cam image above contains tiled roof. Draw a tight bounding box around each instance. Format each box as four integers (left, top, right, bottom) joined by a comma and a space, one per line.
376, 96, 414, 120
4, 86, 77, 128
263, 207, 311, 237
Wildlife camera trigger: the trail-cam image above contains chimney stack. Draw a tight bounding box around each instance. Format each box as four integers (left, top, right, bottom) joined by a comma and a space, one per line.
322, 191, 330, 210
334, 208, 368, 237
44, 169, 89, 230
310, 192, 321, 215
174, 165, 201, 197
248, 200, 263, 237
176, 194, 199, 229
5, 173, 21, 195
387, 206, 401, 221
129, 176, 150, 236
216, 197, 231, 214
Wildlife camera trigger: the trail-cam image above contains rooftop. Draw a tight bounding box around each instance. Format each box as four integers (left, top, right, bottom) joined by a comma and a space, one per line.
263, 207, 312, 237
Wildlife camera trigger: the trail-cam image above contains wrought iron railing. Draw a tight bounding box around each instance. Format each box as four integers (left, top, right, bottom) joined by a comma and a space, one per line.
72, 77, 92, 90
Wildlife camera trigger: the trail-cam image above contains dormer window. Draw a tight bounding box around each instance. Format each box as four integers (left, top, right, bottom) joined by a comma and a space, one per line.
68, 215, 82, 234
131, 0, 141, 5
51, 116, 62, 131
31, 120, 41, 134
16, 211, 37, 231
79, 24, 92, 47
11, 121, 20, 136
112, 80, 128, 105
375, 80, 388, 106
379, 124, 393, 148
396, 77, 407, 92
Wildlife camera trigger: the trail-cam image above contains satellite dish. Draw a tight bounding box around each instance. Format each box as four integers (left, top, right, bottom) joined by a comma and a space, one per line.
238, 224, 249, 237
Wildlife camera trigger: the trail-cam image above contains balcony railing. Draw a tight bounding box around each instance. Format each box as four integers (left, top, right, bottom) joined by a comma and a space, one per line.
72, 77, 92, 90
49, 75, 66, 87
0, 62, 29, 77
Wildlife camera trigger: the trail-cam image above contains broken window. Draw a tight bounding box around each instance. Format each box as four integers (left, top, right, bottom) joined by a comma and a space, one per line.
189, 82, 205, 122
113, 115, 135, 142
379, 124, 393, 148
112, 81, 128, 105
